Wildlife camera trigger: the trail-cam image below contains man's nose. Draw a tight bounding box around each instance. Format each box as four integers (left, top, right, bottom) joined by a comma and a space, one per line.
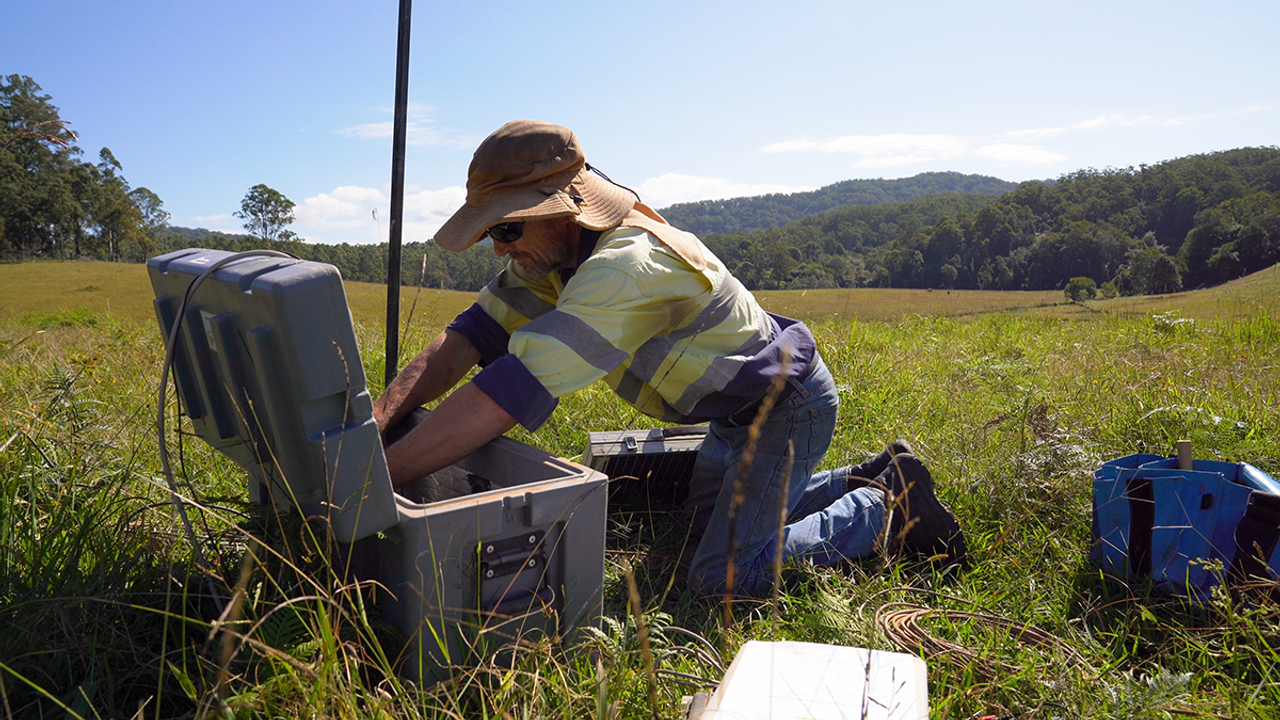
493, 240, 509, 257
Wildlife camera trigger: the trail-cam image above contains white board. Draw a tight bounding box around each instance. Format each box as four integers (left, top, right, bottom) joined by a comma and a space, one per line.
701, 641, 928, 720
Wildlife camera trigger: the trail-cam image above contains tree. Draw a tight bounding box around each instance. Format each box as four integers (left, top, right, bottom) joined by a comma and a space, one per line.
128, 187, 169, 261
89, 148, 142, 261
939, 263, 958, 289
1147, 253, 1183, 294
2, 76, 165, 261
1, 74, 82, 256
1064, 276, 1097, 302
235, 184, 298, 245
1116, 247, 1183, 296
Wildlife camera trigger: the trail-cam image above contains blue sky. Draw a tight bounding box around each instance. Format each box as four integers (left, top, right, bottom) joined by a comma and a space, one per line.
5, 0, 1277, 245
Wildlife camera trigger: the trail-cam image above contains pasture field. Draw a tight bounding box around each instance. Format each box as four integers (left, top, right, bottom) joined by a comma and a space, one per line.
2, 259, 1280, 718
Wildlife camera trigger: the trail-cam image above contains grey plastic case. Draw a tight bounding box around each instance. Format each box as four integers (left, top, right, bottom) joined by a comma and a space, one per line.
149, 248, 607, 684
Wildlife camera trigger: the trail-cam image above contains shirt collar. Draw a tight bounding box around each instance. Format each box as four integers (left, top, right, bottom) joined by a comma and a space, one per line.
559, 228, 602, 284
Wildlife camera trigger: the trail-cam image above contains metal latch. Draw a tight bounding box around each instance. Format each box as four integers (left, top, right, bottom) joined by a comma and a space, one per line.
478, 530, 549, 612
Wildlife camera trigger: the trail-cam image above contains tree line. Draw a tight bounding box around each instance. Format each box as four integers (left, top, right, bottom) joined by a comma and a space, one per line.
154, 145, 1280, 298
6, 73, 1278, 298
153, 228, 505, 290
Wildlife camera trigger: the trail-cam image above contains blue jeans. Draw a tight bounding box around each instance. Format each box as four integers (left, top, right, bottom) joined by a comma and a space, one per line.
685, 358, 886, 598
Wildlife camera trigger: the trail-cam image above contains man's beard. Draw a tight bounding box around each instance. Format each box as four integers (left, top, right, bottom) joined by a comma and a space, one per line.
511, 241, 572, 281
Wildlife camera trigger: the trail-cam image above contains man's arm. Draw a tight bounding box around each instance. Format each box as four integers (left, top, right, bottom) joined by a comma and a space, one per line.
383, 381, 518, 486
373, 328, 481, 434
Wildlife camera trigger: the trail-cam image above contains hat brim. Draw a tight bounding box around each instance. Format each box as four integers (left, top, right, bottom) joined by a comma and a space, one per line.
434, 169, 636, 251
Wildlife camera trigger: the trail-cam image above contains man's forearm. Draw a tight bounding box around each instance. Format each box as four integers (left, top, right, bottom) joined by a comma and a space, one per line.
383, 381, 518, 486
374, 328, 481, 433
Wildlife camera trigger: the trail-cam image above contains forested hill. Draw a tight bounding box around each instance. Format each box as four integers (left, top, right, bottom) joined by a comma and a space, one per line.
658, 172, 1018, 236
166, 226, 249, 243
702, 147, 1280, 294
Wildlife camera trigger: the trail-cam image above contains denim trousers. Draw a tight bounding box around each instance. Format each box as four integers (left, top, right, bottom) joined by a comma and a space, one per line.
685, 357, 886, 598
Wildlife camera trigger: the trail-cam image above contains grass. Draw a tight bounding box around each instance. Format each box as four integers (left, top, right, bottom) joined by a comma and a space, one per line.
0, 259, 475, 330
2, 259, 1280, 717
753, 286, 1063, 324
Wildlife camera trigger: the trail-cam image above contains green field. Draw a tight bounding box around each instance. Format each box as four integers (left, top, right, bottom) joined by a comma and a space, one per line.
3, 260, 1280, 718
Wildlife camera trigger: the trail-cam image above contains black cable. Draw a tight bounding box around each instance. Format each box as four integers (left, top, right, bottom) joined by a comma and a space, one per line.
586, 162, 644, 204
156, 249, 298, 614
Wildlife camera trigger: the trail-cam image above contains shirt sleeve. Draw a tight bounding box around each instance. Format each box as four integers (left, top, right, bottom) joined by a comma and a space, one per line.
471, 354, 559, 431
446, 303, 509, 367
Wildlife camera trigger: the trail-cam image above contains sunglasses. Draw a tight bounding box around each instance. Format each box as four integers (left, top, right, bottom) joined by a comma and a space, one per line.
485, 222, 524, 244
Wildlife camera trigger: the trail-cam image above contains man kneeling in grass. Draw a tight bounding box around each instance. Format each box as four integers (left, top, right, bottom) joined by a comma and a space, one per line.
374, 120, 966, 597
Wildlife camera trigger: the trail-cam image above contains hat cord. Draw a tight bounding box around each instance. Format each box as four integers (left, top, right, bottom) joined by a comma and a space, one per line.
586, 163, 643, 204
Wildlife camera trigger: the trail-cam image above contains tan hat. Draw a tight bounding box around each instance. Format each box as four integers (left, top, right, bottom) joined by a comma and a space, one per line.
434, 120, 637, 251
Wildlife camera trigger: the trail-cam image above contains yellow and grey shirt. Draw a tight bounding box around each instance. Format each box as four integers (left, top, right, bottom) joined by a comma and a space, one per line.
448, 224, 816, 431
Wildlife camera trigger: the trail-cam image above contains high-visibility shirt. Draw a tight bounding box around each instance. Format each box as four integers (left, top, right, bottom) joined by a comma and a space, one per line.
448, 224, 816, 431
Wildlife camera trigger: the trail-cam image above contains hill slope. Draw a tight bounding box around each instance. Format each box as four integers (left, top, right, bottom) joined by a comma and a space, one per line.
658, 171, 1017, 236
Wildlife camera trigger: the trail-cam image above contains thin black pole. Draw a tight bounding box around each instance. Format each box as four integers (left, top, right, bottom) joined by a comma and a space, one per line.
385, 0, 412, 387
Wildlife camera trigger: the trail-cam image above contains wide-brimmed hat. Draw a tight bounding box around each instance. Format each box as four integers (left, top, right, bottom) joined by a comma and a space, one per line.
434, 120, 636, 251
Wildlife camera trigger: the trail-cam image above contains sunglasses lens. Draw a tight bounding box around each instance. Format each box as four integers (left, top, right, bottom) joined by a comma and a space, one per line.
488, 222, 523, 243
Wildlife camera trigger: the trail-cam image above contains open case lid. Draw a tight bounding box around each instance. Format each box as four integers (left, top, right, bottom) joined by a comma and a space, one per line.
148, 248, 399, 542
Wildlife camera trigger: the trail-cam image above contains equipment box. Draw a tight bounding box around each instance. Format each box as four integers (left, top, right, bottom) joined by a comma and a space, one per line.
148, 248, 607, 684
583, 426, 706, 511
370, 413, 607, 683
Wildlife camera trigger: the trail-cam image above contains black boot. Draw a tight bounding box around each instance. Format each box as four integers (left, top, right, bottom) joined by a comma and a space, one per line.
845, 439, 915, 492
874, 453, 967, 568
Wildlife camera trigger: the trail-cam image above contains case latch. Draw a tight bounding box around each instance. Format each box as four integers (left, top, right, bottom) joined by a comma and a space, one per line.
478, 530, 549, 612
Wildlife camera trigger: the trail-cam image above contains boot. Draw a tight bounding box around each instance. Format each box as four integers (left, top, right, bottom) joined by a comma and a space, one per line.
845, 439, 915, 492
874, 453, 967, 568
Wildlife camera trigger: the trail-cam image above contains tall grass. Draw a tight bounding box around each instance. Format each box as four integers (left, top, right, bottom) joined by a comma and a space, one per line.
2, 266, 1280, 717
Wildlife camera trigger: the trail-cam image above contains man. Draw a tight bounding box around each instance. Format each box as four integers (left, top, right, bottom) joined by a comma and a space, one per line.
373, 120, 965, 598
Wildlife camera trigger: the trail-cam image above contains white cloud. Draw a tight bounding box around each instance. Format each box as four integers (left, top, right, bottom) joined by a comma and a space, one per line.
1005, 113, 1200, 142
335, 103, 467, 147
295, 186, 388, 225
851, 153, 953, 170
762, 134, 970, 169
638, 173, 812, 209
1074, 113, 1194, 130
292, 185, 467, 244
1001, 125, 1071, 142
762, 112, 1212, 171
336, 122, 395, 140
191, 213, 234, 225
188, 213, 242, 233
336, 121, 456, 146
974, 143, 1066, 164
405, 186, 467, 226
